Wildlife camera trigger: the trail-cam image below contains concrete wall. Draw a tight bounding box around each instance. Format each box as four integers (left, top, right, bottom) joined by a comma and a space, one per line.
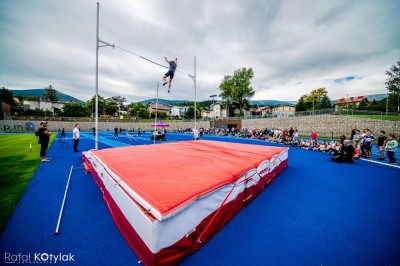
0, 115, 398, 137
0, 120, 210, 133
242, 115, 399, 138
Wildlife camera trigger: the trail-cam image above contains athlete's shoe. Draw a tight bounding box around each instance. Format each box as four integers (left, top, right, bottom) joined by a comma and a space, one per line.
163, 82, 167, 86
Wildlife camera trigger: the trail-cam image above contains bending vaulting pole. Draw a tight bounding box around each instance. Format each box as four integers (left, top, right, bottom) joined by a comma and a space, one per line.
95, 2, 100, 150
54, 165, 74, 235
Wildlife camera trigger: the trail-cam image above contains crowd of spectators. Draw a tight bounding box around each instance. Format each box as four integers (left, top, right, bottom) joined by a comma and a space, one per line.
171, 126, 398, 165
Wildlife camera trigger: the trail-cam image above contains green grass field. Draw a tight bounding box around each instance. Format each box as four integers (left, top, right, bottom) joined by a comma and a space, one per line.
0, 133, 55, 234
341, 114, 400, 121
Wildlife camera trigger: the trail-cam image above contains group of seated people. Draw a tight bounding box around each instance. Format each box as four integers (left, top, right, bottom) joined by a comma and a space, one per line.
294, 137, 358, 163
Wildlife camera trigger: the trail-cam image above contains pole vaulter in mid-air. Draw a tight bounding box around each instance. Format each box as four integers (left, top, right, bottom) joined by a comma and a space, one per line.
162, 57, 177, 93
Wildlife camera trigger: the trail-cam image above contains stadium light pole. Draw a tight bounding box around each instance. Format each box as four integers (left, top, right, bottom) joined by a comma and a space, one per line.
210, 94, 217, 128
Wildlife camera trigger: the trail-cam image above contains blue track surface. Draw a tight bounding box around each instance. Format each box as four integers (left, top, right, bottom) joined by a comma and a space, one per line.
1, 132, 399, 265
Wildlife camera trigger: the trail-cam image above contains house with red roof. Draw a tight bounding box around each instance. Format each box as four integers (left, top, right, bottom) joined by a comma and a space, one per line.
334, 96, 368, 111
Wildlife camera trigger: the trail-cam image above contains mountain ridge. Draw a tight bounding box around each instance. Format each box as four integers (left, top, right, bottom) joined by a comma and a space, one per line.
9, 89, 387, 106
10, 89, 84, 103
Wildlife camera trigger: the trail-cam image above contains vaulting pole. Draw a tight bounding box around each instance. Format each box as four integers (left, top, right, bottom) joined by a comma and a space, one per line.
54, 165, 74, 235
95, 2, 100, 150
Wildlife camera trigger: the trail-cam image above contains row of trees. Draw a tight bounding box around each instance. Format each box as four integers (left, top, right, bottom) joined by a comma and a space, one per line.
0, 86, 205, 119
2, 59, 399, 118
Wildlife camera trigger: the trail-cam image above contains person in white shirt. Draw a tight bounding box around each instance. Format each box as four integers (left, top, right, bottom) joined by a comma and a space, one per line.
73, 124, 80, 152
193, 128, 199, 140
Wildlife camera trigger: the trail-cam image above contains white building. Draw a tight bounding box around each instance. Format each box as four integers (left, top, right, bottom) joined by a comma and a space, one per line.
23, 100, 65, 114
170, 106, 189, 118
210, 103, 222, 119
272, 105, 296, 118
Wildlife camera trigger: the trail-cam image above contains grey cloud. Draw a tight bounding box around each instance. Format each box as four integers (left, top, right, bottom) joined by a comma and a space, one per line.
1, 0, 399, 103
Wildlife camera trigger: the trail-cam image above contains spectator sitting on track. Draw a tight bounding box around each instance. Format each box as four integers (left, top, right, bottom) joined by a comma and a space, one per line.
320, 141, 332, 154
331, 140, 355, 163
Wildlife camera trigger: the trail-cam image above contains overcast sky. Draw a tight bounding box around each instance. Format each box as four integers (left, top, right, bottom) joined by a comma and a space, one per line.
1, 0, 399, 103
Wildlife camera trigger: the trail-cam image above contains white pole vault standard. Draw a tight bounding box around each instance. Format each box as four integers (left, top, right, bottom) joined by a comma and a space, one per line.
95, 3, 100, 150
189, 56, 197, 140
154, 81, 159, 145
95, 3, 115, 150
194, 56, 197, 133
54, 165, 74, 235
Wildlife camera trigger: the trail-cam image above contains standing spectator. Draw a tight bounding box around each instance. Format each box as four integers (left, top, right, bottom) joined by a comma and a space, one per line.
350, 127, 357, 140
91, 127, 96, 136
38, 121, 52, 162
339, 135, 346, 145
385, 134, 398, 164
359, 128, 368, 157
193, 128, 199, 140
310, 131, 318, 143
60, 128, 66, 138
377, 130, 387, 160
73, 124, 80, 152
293, 128, 299, 141
353, 130, 361, 143
289, 127, 294, 138
353, 140, 360, 159
199, 127, 204, 140
114, 126, 119, 138
361, 130, 374, 158
162, 128, 167, 141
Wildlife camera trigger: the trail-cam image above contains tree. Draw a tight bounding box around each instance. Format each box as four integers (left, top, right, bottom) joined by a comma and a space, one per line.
303, 88, 329, 110
85, 95, 107, 116
319, 95, 332, 109
357, 99, 369, 110
385, 58, 400, 112
218, 68, 255, 116
295, 95, 308, 111
129, 102, 149, 119
105, 98, 118, 116
110, 96, 127, 105
0, 87, 14, 105
44, 85, 59, 102
184, 106, 200, 119
136, 108, 149, 119
62, 103, 88, 117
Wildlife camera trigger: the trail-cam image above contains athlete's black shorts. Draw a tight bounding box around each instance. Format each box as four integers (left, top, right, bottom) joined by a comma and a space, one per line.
165, 70, 175, 79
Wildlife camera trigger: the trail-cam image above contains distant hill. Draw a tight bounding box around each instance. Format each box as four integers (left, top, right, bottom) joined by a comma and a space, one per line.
249, 100, 296, 106
10, 89, 84, 103
8, 89, 386, 107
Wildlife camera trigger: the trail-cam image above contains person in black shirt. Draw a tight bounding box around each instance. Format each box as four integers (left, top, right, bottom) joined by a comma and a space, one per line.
114, 127, 119, 139
331, 140, 355, 163
377, 130, 387, 160
38, 121, 52, 162
162, 57, 177, 93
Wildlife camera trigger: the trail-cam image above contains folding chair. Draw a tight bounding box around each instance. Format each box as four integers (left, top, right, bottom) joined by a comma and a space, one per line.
59, 138, 69, 148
